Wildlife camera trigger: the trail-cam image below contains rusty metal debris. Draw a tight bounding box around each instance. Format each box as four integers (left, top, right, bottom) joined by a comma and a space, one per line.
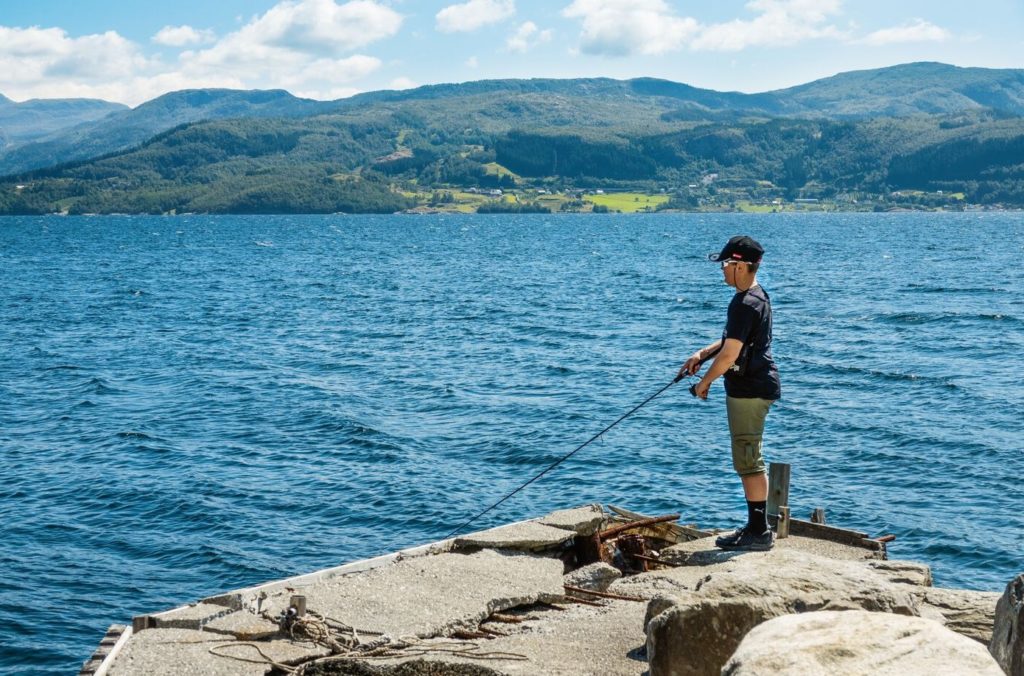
451, 630, 494, 640
563, 585, 647, 602
617, 533, 649, 573
598, 513, 681, 541
633, 553, 679, 568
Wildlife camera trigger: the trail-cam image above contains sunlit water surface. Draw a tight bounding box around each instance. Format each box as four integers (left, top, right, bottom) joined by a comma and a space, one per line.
0, 213, 1021, 674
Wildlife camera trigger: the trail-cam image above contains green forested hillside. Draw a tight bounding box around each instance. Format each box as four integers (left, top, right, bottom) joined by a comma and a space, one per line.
773, 62, 1024, 118
1, 117, 413, 214
6, 62, 1024, 179
3, 63, 1024, 214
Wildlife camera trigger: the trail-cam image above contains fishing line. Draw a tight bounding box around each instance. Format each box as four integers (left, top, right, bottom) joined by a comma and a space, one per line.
442, 373, 698, 540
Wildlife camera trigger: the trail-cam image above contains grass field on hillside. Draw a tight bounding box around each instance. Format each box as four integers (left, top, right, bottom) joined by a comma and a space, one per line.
483, 163, 519, 180
586, 192, 669, 213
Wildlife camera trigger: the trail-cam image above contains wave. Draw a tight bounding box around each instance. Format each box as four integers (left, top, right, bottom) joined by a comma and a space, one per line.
875, 310, 1020, 326
43, 364, 83, 372
114, 430, 160, 442
790, 359, 961, 391
905, 283, 1009, 295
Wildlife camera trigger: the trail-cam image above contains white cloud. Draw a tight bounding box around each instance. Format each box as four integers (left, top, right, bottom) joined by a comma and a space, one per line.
690, 0, 845, 51
152, 25, 216, 47
466, 55, 479, 68
561, 0, 699, 56
205, 0, 402, 60
0, 26, 152, 94
436, 0, 515, 33
859, 19, 950, 46
507, 21, 552, 53
561, 0, 850, 55
0, 1, 400, 105
170, 0, 399, 100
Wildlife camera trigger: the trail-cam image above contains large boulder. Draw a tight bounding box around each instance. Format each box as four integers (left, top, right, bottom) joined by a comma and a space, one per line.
722, 610, 1005, 675
913, 587, 1000, 645
693, 549, 920, 616
645, 549, 926, 676
990, 573, 1024, 676
647, 597, 789, 676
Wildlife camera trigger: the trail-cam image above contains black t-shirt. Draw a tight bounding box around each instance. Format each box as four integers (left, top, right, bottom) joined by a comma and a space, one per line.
722, 285, 781, 400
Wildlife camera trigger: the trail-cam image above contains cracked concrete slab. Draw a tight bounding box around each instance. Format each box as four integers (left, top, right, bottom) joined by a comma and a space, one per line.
203, 610, 281, 640
262, 549, 565, 640
106, 627, 329, 676
367, 600, 649, 676
150, 602, 233, 630
453, 521, 576, 552
537, 505, 605, 535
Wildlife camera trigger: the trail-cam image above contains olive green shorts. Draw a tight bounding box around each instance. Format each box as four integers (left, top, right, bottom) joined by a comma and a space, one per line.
725, 396, 774, 477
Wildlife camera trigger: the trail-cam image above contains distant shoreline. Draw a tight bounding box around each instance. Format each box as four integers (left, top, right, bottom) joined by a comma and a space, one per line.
2, 207, 1019, 217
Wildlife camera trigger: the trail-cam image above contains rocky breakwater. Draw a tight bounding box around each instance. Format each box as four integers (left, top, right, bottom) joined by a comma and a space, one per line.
85, 505, 1020, 676
637, 538, 1007, 675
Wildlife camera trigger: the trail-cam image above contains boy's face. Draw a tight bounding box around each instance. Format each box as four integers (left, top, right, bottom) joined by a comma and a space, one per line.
721, 260, 752, 288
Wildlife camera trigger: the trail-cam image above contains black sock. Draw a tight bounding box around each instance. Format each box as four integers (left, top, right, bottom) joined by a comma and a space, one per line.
746, 500, 768, 533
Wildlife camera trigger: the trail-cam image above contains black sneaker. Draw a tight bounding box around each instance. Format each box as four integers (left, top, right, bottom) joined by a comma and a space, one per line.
714, 526, 748, 548
715, 526, 774, 551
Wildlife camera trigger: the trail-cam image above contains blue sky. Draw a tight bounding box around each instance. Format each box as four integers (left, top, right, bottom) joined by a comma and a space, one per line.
1, 0, 1021, 106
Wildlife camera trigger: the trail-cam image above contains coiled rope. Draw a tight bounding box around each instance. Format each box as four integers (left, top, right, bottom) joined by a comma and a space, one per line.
207, 609, 528, 673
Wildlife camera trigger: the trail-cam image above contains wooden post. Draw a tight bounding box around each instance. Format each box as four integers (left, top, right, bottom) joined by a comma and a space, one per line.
290, 595, 306, 618
777, 506, 790, 539
766, 462, 791, 517
811, 508, 826, 525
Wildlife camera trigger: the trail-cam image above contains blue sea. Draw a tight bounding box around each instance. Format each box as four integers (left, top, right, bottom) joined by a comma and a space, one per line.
1, 213, 1021, 674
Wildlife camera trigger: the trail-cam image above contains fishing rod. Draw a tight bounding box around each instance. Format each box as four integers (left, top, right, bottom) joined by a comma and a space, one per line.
442, 373, 701, 540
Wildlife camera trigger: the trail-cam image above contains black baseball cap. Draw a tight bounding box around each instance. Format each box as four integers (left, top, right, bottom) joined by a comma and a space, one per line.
708, 235, 764, 264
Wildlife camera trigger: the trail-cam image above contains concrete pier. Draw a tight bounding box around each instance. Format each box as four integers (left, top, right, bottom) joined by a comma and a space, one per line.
82, 505, 1007, 676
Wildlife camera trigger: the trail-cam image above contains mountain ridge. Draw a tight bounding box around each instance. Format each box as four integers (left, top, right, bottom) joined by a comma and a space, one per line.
3, 62, 1024, 177
3, 62, 1024, 214
0, 96, 127, 151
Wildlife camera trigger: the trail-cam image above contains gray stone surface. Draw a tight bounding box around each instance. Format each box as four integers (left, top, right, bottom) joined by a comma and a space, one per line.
659, 532, 881, 567
648, 597, 789, 676
990, 573, 1024, 676
693, 548, 920, 615
537, 505, 605, 536
565, 562, 621, 592
376, 599, 650, 675
106, 627, 329, 676
203, 610, 281, 640
722, 610, 1005, 676
453, 521, 576, 551
912, 587, 1000, 645
866, 559, 934, 587
152, 602, 233, 629
263, 550, 565, 640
